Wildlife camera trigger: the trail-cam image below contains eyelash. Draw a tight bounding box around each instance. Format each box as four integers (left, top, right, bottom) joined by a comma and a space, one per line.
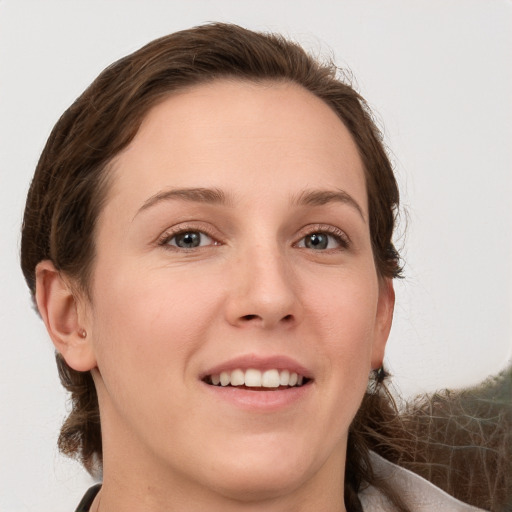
294, 225, 350, 251
158, 224, 221, 250
157, 224, 350, 251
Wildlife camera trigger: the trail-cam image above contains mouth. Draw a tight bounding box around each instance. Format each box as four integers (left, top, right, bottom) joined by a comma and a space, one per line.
202, 368, 311, 390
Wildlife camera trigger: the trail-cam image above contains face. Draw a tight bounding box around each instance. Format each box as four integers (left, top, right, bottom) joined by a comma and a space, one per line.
81, 80, 393, 503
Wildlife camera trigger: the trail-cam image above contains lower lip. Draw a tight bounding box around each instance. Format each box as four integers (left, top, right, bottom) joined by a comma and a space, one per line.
201, 381, 313, 412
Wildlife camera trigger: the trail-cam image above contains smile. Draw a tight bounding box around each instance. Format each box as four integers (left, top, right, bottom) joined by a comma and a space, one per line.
204, 368, 309, 389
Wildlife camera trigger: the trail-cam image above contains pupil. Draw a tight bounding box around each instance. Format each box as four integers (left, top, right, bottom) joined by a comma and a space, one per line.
177, 232, 200, 248
306, 233, 328, 250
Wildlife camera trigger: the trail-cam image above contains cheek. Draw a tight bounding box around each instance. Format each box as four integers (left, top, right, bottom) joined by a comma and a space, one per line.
90, 266, 223, 391
293, 269, 379, 458
310, 265, 378, 334
305, 268, 379, 379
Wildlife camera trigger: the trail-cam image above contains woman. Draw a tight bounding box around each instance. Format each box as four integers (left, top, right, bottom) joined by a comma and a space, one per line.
20, 23, 493, 511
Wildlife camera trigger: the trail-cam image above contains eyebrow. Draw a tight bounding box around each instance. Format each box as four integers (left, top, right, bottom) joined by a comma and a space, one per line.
134, 186, 365, 221
292, 189, 365, 221
135, 187, 230, 218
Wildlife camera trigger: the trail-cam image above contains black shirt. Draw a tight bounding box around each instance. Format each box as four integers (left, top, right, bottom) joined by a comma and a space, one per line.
74, 484, 102, 512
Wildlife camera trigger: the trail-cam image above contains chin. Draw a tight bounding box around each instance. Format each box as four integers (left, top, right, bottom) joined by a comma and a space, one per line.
196, 439, 325, 502
210, 462, 310, 503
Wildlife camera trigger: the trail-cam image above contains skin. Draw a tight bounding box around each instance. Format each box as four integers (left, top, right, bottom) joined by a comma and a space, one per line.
36, 80, 394, 512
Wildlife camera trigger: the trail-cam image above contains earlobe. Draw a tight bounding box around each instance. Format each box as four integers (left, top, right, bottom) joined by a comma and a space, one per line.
371, 278, 395, 370
35, 260, 97, 372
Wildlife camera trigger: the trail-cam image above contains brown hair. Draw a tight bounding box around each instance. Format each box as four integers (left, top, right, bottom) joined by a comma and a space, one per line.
22, 22, 406, 511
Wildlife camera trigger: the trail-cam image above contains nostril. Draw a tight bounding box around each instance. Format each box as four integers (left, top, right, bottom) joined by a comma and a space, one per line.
242, 314, 259, 321
241, 314, 293, 323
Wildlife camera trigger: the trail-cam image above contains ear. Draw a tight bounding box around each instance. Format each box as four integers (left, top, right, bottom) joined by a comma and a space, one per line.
371, 277, 395, 370
35, 260, 97, 372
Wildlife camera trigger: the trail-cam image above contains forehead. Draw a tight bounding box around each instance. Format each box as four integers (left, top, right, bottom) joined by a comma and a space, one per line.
106, 79, 367, 214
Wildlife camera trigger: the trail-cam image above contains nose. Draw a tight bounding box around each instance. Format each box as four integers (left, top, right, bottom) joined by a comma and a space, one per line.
224, 244, 303, 329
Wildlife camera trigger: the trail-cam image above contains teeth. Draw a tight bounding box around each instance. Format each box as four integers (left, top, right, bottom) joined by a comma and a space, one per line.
208, 368, 307, 388
245, 369, 262, 387
261, 369, 280, 388
220, 371, 230, 386
279, 369, 290, 386
230, 369, 245, 386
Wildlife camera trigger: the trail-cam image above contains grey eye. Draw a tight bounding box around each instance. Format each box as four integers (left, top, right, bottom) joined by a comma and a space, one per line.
297, 231, 347, 250
175, 232, 201, 248
168, 231, 213, 249
304, 233, 329, 250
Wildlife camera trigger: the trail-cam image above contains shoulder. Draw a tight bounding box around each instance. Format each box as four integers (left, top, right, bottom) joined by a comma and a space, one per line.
359, 452, 488, 512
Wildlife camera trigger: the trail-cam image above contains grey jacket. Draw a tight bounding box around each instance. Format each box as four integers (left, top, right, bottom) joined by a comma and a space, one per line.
360, 452, 487, 511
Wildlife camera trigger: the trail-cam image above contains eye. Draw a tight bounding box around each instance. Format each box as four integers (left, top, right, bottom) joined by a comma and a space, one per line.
162, 230, 216, 249
296, 229, 348, 250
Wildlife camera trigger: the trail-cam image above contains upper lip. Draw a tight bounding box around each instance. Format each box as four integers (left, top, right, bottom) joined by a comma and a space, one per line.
200, 354, 313, 380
